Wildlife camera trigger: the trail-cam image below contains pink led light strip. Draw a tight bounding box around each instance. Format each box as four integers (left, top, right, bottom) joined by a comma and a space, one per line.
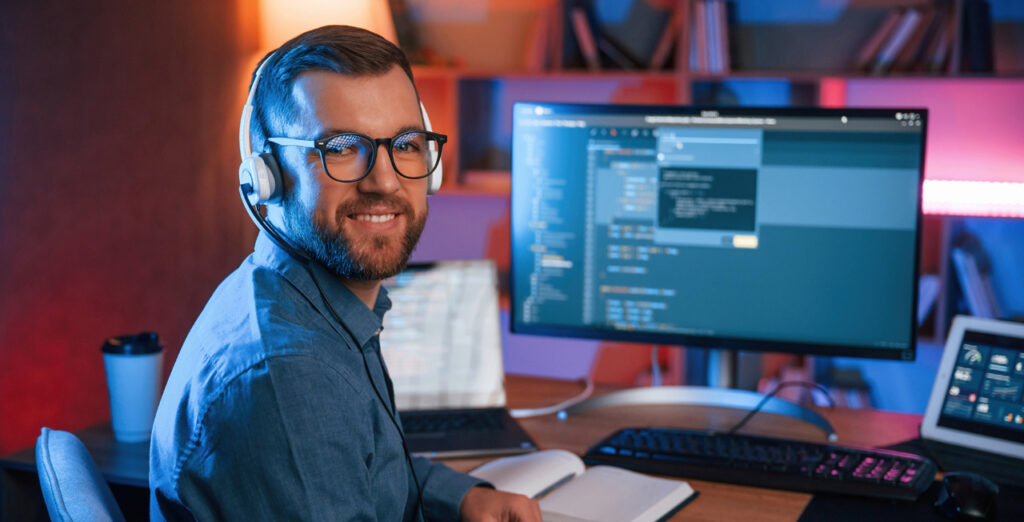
923, 180, 1024, 218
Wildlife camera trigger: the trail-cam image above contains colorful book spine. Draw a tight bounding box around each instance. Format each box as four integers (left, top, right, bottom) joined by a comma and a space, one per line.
570, 5, 601, 71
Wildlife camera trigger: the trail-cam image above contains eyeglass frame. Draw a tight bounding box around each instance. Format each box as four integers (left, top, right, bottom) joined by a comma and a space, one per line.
267, 130, 447, 183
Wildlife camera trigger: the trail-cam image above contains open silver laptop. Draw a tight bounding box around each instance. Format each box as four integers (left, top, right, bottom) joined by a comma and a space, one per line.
380, 260, 537, 458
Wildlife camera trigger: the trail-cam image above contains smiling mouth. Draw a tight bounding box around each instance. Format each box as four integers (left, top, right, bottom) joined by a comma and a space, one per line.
351, 213, 398, 223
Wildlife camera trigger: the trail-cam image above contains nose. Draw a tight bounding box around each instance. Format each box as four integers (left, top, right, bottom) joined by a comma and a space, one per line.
357, 144, 401, 195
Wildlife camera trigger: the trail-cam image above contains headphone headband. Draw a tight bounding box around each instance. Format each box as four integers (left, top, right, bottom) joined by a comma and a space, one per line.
238, 55, 443, 197
240, 56, 273, 160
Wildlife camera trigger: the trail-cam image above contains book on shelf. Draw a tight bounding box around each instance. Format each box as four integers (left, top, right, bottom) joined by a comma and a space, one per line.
556, 0, 590, 70
556, 0, 657, 71
924, 5, 956, 72
947, 0, 965, 74
691, 0, 709, 72
853, 0, 995, 75
959, 0, 995, 72
649, 5, 681, 70
705, 0, 720, 72
523, 5, 554, 72
703, 0, 731, 73
673, 0, 693, 73
918, 274, 941, 326
713, 0, 731, 74
951, 247, 1001, 319
872, 7, 923, 74
854, 9, 904, 71
683, 0, 732, 74
570, 4, 601, 71
548, 2, 565, 70
470, 449, 698, 522
892, 6, 938, 72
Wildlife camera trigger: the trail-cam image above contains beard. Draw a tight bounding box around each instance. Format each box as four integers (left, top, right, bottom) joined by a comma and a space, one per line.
282, 192, 427, 281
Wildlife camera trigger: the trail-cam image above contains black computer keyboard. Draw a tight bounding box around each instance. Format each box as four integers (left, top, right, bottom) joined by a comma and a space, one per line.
583, 427, 937, 501
399, 408, 505, 435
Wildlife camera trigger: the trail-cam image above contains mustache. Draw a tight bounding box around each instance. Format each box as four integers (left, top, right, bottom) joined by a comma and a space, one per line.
334, 194, 413, 221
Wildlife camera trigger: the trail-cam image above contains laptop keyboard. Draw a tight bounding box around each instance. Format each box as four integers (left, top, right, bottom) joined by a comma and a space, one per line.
400, 409, 506, 435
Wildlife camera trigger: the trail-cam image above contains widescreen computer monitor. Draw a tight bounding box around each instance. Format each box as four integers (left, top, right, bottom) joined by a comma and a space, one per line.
511, 103, 926, 362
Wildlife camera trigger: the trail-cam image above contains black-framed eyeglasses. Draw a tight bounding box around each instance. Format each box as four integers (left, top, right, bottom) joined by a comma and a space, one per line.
268, 130, 447, 183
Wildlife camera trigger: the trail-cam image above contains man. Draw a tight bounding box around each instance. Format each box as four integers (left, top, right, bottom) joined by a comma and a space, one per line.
150, 25, 541, 521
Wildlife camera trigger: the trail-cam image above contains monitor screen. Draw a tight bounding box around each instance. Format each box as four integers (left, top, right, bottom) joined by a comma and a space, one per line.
510, 103, 925, 360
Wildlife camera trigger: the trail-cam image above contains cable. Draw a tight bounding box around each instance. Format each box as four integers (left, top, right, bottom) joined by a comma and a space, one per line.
239, 186, 311, 265
650, 345, 662, 387
509, 378, 595, 419
308, 266, 427, 522
725, 380, 835, 437
241, 186, 427, 521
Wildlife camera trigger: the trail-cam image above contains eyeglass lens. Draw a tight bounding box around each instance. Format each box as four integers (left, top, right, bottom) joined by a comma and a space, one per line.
321, 131, 440, 182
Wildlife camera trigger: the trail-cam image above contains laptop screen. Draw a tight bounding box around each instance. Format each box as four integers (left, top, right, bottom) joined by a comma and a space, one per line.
380, 260, 506, 411
937, 330, 1024, 444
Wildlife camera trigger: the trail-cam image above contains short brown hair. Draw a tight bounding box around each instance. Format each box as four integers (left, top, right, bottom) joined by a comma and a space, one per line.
248, 25, 416, 153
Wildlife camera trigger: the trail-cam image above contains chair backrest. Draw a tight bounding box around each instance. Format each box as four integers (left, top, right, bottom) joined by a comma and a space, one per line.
35, 427, 126, 522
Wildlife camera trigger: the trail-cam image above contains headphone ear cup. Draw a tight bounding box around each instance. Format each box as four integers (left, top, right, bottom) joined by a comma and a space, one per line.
239, 153, 282, 204
420, 102, 442, 195
427, 149, 443, 195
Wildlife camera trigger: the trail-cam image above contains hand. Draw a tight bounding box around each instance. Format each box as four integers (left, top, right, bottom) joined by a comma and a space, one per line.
459, 486, 542, 522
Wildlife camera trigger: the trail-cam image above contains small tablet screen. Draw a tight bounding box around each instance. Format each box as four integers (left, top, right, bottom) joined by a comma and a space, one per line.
937, 330, 1024, 444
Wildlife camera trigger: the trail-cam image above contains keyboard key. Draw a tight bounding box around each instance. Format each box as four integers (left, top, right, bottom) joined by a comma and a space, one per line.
583, 427, 936, 501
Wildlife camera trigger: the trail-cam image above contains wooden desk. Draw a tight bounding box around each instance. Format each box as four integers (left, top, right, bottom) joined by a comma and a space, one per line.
461, 375, 925, 522
1, 375, 924, 521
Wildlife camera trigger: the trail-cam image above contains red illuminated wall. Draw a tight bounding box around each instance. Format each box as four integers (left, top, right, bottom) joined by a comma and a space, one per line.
845, 79, 1024, 217
0, 2, 259, 455
845, 79, 1024, 183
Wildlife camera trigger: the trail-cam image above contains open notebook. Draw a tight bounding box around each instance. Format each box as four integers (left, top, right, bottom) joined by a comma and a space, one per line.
380, 260, 537, 458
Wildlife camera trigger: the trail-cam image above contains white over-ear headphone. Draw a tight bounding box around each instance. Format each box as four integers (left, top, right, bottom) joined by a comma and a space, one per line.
238, 56, 443, 206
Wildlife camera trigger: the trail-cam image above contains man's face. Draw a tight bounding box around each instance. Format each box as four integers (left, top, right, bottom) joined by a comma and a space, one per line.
276, 67, 429, 280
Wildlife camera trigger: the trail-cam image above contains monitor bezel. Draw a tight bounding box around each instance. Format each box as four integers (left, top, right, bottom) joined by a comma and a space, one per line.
509, 102, 927, 362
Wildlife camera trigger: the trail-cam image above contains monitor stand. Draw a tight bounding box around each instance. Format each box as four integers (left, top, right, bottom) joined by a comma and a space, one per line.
560, 348, 838, 441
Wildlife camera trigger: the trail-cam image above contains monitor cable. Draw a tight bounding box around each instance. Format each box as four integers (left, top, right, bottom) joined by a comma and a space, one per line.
509, 378, 595, 419
650, 345, 663, 387
725, 380, 835, 437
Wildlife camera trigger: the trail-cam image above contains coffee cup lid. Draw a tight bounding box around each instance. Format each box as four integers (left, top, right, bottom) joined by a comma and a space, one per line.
102, 332, 163, 355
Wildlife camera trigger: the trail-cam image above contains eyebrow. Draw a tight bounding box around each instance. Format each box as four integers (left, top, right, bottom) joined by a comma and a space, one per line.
320, 125, 425, 138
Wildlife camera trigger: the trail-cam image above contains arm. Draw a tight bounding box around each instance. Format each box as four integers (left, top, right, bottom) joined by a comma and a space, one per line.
410, 457, 540, 521
410, 456, 487, 520
173, 355, 388, 521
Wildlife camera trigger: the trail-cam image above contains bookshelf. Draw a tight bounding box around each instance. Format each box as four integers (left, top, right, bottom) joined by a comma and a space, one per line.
405, 1, 1022, 350
407, 0, 1019, 192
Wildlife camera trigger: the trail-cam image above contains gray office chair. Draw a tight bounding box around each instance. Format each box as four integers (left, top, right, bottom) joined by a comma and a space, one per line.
35, 427, 126, 522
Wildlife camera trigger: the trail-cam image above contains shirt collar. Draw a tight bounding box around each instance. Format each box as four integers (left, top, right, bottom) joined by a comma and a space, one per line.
252, 232, 392, 351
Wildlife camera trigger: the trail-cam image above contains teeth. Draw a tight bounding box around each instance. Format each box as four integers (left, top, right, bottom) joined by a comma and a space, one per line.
354, 214, 397, 223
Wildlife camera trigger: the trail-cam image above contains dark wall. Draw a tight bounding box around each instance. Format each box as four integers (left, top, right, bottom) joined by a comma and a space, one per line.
0, 2, 259, 454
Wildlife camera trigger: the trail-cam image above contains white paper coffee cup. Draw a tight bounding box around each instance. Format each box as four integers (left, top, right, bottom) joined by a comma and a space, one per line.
102, 333, 164, 443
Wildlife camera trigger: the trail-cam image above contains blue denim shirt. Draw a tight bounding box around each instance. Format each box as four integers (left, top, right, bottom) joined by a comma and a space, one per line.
150, 233, 485, 521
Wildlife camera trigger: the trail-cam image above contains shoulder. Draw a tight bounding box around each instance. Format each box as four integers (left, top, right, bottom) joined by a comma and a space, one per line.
151, 258, 370, 488
152, 353, 385, 521
171, 257, 364, 407
190, 258, 354, 359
